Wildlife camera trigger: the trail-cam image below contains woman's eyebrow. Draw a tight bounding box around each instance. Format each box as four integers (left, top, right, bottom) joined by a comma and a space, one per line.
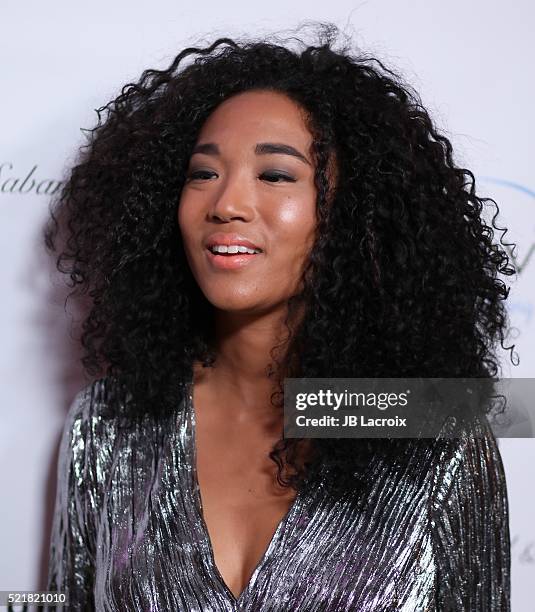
255, 142, 311, 165
191, 142, 311, 166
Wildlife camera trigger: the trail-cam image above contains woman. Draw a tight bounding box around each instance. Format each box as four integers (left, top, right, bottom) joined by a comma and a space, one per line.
45, 24, 513, 610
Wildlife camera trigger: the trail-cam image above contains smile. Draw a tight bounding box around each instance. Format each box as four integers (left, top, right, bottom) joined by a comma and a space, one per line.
209, 244, 262, 255
205, 247, 262, 270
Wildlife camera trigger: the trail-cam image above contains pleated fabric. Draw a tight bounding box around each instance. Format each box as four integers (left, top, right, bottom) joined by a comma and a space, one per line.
47, 377, 510, 611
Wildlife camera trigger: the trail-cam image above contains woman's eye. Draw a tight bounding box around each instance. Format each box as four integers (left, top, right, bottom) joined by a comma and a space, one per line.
186, 170, 217, 181
259, 172, 296, 183
186, 170, 296, 183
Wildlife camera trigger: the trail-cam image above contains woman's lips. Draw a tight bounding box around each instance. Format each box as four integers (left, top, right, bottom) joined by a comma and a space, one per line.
205, 248, 262, 270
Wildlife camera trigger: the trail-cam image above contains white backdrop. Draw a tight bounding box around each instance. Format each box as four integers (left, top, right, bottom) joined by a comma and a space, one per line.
1, 1, 533, 609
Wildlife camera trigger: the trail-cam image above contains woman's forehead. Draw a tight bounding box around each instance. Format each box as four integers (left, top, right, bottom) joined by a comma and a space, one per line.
196, 90, 313, 147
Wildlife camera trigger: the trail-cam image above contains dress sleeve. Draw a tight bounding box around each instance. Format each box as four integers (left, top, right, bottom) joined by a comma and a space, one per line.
429, 418, 511, 611
47, 386, 97, 611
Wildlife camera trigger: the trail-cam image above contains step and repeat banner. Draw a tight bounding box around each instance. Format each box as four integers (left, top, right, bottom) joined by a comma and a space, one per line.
1, 1, 533, 609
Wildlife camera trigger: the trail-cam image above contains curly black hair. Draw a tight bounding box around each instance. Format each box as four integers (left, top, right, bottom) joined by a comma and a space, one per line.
44, 22, 517, 497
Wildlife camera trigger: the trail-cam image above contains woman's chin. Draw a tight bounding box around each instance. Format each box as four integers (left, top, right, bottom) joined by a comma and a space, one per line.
207, 296, 286, 317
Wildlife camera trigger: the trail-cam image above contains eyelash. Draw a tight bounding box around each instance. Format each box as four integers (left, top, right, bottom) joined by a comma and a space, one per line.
186, 170, 296, 183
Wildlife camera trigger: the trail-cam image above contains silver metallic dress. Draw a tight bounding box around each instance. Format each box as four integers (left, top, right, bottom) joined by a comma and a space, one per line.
47, 378, 510, 611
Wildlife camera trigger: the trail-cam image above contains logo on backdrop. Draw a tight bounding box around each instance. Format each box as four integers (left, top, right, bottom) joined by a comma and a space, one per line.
479, 177, 535, 333
511, 534, 535, 565
481, 177, 535, 277
0, 162, 62, 196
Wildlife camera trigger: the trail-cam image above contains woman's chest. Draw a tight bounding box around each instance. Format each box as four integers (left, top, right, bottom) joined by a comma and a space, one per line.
91, 433, 437, 611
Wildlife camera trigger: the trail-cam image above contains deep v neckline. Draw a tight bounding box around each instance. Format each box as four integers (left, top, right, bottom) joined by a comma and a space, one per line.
185, 380, 303, 604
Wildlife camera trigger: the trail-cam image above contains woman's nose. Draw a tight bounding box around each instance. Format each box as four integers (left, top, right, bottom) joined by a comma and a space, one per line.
208, 174, 255, 222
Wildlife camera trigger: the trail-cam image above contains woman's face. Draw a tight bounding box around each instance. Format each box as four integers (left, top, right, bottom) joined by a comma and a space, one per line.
178, 89, 318, 315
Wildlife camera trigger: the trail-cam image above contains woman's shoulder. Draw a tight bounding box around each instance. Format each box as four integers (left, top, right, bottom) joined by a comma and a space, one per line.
428, 416, 507, 508
58, 377, 123, 471
61, 376, 190, 458
62, 376, 124, 439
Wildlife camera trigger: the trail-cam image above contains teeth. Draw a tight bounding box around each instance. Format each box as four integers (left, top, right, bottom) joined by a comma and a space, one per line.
210, 245, 261, 254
